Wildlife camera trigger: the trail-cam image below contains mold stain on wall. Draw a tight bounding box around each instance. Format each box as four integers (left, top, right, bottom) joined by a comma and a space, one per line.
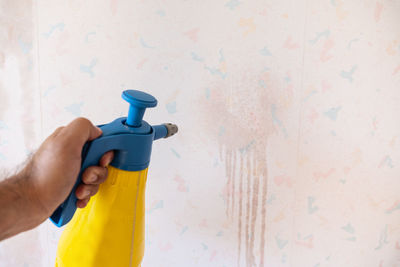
199, 68, 289, 266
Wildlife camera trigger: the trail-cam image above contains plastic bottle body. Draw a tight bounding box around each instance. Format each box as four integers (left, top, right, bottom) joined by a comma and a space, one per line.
55, 166, 148, 267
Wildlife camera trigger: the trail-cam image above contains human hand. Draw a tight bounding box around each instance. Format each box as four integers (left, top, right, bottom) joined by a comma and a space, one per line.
23, 117, 113, 221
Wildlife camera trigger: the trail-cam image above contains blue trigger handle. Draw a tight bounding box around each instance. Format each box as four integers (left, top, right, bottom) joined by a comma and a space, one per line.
49, 118, 159, 227
50, 136, 102, 227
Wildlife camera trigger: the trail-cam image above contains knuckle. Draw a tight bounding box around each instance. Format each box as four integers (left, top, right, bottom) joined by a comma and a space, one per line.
85, 187, 93, 197
91, 186, 99, 196
49, 126, 65, 140
85, 166, 96, 174
75, 186, 84, 198
99, 167, 107, 177
75, 117, 92, 127
83, 169, 97, 182
55, 126, 65, 133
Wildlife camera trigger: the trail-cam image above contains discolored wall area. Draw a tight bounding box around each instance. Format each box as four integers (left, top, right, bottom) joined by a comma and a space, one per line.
1, 1, 400, 266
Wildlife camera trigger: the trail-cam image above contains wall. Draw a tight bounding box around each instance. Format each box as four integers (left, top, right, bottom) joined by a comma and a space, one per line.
1, 0, 400, 266
0, 1, 42, 266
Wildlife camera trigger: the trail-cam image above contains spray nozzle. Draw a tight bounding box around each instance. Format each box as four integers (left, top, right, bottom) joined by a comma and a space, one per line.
164, 123, 178, 137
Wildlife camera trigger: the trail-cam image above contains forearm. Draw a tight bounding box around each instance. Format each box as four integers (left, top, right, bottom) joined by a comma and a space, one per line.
0, 171, 45, 241
0, 118, 112, 241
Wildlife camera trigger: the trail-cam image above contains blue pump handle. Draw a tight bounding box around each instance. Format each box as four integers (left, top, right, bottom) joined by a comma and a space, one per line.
122, 90, 157, 127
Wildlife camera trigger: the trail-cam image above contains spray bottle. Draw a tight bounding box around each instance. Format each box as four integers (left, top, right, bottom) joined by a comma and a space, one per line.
50, 90, 178, 267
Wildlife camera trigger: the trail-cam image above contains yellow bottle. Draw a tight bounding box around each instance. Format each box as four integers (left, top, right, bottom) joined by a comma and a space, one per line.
50, 90, 178, 267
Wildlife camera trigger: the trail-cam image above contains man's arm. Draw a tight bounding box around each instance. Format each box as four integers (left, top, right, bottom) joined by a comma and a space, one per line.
0, 171, 44, 241
0, 118, 113, 241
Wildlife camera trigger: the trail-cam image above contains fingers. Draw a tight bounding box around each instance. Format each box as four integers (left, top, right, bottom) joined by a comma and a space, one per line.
82, 166, 108, 185
76, 198, 90, 209
75, 184, 99, 199
81, 151, 113, 184
76, 150, 114, 209
75, 184, 99, 208
99, 150, 114, 168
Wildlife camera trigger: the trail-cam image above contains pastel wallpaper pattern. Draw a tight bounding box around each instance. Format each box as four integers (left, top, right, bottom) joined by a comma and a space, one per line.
1, 0, 400, 266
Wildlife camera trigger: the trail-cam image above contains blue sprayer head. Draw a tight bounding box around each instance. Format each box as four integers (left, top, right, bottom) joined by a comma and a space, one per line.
49, 90, 178, 227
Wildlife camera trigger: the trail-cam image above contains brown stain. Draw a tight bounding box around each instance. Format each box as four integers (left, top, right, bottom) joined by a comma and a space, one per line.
231, 150, 237, 218
259, 147, 268, 267
224, 149, 231, 217
245, 154, 252, 266
197, 65, 290, 266
248, 150, 259, 266
237, 153, 244, 266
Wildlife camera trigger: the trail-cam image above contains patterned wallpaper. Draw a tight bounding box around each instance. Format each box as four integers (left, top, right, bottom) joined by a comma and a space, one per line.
1, 0, 400, 266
